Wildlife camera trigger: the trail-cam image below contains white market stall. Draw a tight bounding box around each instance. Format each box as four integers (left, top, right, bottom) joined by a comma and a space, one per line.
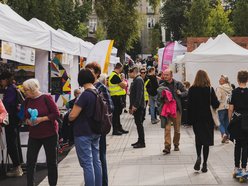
0, 3, 52, 164
158, 41, 187, 72
182, 33, 248, 88
29, 18, 81, 106
57, 29, 94, 98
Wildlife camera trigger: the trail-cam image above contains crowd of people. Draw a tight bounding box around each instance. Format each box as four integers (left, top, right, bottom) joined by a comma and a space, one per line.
0, 58, 248, 185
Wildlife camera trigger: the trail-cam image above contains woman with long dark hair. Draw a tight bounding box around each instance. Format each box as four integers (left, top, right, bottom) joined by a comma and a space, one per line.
188, 70, 219, 173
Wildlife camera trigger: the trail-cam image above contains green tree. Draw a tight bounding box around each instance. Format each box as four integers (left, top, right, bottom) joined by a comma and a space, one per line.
95, 0, 160, 63
150, 23, 163, 55
7, 0, 91, 39
207, 0, 234, 36
95, 24, 107, 42
184, 0, 210, 37
160, 0, 191, 41
233, 0, 248, 36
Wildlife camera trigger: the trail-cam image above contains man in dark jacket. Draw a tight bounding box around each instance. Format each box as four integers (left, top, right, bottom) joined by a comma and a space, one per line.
159, 69, 188, 154
129, 67, 145, 148
146, 67, 160, 124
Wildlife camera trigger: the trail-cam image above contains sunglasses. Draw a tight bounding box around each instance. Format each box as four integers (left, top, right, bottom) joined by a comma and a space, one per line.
140, 72, 146, 74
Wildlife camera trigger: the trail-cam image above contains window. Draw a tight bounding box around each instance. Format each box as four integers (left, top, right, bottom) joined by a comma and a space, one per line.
147, 17, 155, 29
146, 4, 154, 14
89, 19, 97, 33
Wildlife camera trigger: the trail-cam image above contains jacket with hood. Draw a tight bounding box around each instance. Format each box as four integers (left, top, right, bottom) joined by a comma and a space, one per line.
216, 83, 232, 110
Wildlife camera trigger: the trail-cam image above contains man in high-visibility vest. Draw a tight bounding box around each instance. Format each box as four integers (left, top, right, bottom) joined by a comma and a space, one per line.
140, 67, 150, 122
108, 62, 128, 135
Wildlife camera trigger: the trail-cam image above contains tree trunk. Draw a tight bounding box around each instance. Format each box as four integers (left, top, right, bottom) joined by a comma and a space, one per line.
117, 47, 126, 64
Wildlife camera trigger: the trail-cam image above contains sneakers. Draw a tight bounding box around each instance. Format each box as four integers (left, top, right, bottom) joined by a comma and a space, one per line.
233, 167, 242, 178
6, 166, 23, 177
194, 157, 201, 171
221, 134, 228, 143
151, 119, 160, 124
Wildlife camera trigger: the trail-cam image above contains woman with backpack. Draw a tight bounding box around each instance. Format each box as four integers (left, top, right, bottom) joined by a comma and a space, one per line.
216, 75, 232, 143
0, 71, 23, 177
69, 68, 102, 186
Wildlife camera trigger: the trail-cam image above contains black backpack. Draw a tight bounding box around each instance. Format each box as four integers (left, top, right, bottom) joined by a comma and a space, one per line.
86, 89, 112, 135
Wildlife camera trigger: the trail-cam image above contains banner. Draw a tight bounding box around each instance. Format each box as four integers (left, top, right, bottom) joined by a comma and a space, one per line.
162, 42, 175, 71
1, 41, 35, 65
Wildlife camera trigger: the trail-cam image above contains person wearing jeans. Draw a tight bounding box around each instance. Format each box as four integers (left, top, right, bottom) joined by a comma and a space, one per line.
69, 69, 102, 186
149, 95, 158, 124
86, 62, 114, 186
218, 109, 229, 142
216, 75, 232, 143
146, 67, 159, 124
74, 135, 102, 186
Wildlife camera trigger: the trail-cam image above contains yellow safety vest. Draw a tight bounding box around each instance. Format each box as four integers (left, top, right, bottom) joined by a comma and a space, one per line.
108, 71, 126, 96
144, 79, 150, 101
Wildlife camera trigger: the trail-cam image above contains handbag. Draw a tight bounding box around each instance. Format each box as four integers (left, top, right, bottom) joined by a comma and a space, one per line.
210, 87, 220, 127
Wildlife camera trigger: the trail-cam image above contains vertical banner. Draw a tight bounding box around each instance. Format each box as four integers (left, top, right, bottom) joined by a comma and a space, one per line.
103, 40, 114, 74
162, 42, 175, 71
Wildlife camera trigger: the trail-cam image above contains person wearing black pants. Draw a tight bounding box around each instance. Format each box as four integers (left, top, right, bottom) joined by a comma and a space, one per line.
228, 70, 248, 176
187, 70, 219, 173
129, 67, 145, 148
27, 135, 58, 186
0, 71, 23, 177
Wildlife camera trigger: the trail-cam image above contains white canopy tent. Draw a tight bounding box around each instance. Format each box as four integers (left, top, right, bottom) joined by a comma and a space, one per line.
182, 33, 248, 88
158, 41, 187, 71
29, 18, 80, 56
57, 29, 94, 58
0, 3, 50, 51
0, 4, 52, 164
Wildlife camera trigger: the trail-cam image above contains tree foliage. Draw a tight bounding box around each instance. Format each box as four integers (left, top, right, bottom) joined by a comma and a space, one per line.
95, 0, 160, 62
232, 0, 248, 36
95, 23, 107, 42
184, 0, 210, 37
160, 0, 191, 41
150, 23, 163, 55
6, 0, 92, 39
207, 0, 234, 36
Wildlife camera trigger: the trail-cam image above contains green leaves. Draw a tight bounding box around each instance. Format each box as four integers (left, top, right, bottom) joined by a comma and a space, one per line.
233, 0, 248, 36
207, 0, 234, 36
7, 0, 92, 39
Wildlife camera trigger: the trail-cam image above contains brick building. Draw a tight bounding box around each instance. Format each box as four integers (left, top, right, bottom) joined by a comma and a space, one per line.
187, 37, 248, 52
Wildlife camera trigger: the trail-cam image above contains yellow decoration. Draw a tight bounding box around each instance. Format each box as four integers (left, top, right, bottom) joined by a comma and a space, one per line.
103, 40, 114, 74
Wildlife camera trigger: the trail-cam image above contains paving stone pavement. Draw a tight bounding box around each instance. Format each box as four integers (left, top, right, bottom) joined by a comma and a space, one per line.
39, 112, 242, 186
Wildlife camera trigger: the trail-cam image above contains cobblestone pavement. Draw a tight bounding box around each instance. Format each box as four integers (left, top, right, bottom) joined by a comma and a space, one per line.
39, 112, 241, 186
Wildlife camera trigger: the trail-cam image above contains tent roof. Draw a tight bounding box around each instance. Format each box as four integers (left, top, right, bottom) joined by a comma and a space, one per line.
0, 3, 50, 51
57, 29, 94, 57
29, 18, 80, 55
183, 33, 248, 63
192, 38, 213, 53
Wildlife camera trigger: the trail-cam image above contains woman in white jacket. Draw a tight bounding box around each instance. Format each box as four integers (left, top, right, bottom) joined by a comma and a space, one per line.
216, 75, 232, 143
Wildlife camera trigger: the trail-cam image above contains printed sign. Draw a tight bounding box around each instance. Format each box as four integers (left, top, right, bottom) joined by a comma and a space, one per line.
1, 41, 35, 65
